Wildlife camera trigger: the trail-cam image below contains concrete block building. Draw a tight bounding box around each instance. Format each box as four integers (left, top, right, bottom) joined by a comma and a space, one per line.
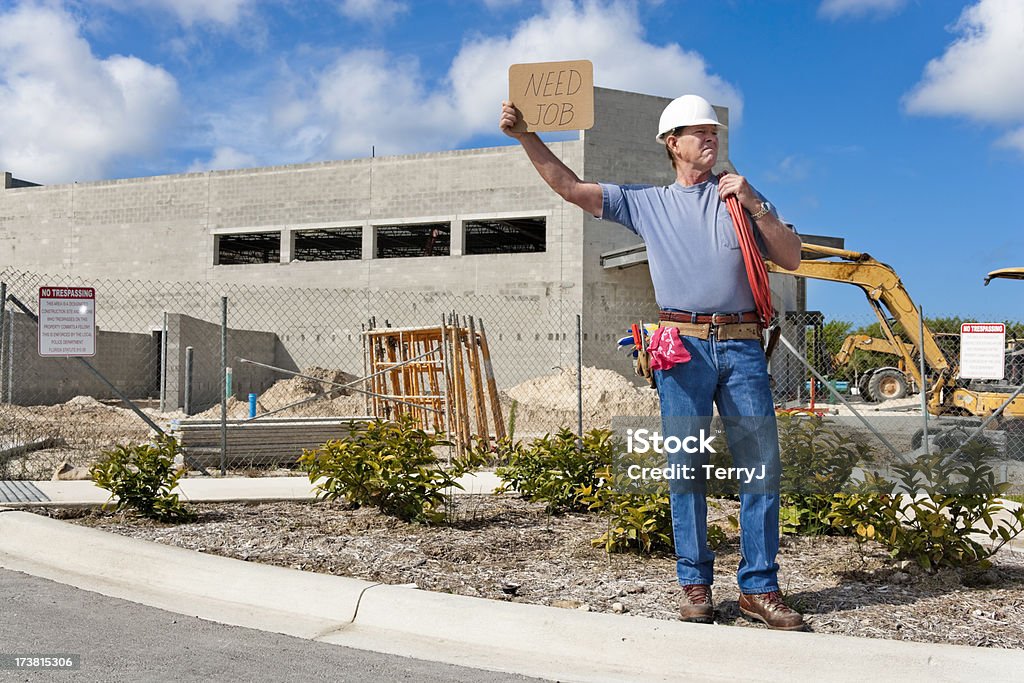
0, 87, 802, 406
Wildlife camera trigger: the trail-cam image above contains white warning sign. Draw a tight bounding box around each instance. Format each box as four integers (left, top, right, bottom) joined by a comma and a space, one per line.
959, 322, 1004, 380
38, 286, 96, 357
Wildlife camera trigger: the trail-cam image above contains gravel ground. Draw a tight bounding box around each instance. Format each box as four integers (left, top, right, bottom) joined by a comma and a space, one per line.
36, 495, 1024, 650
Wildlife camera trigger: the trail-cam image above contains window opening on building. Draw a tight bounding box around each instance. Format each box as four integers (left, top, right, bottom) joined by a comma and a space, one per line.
375, 222, 450, 258
216, 232, 280, 265
293, 227, 362, 261
464, 217, 546, 255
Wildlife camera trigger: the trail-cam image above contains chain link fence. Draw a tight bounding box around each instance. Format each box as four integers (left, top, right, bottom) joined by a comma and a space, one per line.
772, 310, 1024, 489
2, 267, 1021, 488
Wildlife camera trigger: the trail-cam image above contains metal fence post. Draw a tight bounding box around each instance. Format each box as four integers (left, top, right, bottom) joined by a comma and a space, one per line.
918, 305, 929, 453
184, 345, 194, 416
576, 313, 583, 445
220, 295, 228, 476
160, 311, 168, 413
0, 282, 6, 404
5, 311, 13, 404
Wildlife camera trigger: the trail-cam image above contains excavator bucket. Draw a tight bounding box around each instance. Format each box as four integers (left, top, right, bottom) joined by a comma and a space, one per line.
984, 267, 1024, 286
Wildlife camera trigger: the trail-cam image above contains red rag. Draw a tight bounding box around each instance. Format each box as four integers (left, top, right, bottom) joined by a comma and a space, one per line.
646, 326, 692, 371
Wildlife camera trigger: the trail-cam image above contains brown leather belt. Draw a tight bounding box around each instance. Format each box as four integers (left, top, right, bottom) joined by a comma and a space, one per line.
659, 310, 760, 325
658, 320, 762, 341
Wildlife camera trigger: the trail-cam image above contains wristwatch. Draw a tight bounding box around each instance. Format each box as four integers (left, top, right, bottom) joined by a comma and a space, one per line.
750, 201, 772, 221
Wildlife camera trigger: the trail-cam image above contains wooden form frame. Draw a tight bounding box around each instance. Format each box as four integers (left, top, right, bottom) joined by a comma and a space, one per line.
362, 315, 505, 453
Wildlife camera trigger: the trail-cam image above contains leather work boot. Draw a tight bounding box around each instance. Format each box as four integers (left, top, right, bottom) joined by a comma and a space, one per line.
678, 584, 714, 623
738, 591, 806, 631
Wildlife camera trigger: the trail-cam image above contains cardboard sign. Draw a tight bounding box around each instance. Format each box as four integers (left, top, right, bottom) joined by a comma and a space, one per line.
960, 322, 1005, 380
508, 60, 594, 133
38, 286, 96, 357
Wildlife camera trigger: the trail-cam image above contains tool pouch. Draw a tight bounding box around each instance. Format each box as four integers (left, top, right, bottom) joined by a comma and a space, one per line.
635, 345, 654, 388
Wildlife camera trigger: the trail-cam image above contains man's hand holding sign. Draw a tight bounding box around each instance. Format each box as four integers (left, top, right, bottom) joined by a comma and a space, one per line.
500, 59, 601, 216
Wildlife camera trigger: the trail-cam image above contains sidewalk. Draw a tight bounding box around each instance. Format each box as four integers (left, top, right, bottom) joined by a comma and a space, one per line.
0, 471, 504, 506
1, 474, 1023, 681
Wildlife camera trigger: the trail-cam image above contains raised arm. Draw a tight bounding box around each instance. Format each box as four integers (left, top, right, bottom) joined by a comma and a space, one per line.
500, 101, 603, 217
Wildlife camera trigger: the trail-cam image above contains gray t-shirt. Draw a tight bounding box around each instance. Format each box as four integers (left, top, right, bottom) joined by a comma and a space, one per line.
600, 175, 779, 313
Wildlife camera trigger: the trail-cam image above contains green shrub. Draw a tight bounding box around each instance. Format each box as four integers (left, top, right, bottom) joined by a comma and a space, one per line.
89, 435, 194, 523
777, 413, 872, 535
583, 475, 673, 554
829, 440, 1024, 571
299, 416, 479, 524
582, 473, 735, 555
496, 428, 613, 513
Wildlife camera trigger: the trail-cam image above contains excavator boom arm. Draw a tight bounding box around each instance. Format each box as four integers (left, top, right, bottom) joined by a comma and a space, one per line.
767, 246, 951, 382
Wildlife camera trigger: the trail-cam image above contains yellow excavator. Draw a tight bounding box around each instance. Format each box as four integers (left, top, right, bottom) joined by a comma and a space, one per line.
767, 244, 1024, 420
985, 268, 1024, 286
831, 333, 915, 401
984, 267, 1024, 388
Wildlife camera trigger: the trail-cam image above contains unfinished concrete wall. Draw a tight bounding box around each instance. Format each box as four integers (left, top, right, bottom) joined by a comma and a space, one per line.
1, 311, 156, 405
0, 146, 579, 295
164, 313, 279, 413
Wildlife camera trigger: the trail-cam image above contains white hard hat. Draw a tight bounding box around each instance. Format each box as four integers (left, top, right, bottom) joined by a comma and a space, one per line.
656, 94, 726, 144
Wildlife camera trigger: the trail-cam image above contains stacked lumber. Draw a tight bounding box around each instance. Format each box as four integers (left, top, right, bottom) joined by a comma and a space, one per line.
173, 416, 371, 468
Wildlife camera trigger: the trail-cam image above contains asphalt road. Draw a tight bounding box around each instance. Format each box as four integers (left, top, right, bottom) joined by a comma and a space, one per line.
0, 568, 548, 682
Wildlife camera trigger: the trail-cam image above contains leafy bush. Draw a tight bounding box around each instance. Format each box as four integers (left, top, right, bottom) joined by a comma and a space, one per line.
496, 428, 613, 513
582, 472, 735, 555
777, 413, 872, 535
829, 440, 1024, 571
299, 416, 479, 524
583, 475, 673, 554
89, 435, 194, 523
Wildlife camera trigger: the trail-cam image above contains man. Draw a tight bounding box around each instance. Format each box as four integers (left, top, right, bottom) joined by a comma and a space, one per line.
499, 94, 805, 630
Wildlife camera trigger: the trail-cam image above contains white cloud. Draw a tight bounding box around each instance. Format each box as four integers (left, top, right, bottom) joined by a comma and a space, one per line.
996, 127, 1024, 154
0, 4, 181, 183
478, 0, 523, 9
281, 50, 456, 159
187, 146, 260, 172
448, 0, 742, 132
818, 0, 907, 20
98, 0, 254, 27
764, 154, 812, 184
904, 0, 1024, 123
275, 0, 742, 162
338, 0, 408, 25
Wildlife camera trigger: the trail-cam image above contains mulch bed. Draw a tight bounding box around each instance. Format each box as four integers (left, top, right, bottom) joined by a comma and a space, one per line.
37, 494, 1024, 650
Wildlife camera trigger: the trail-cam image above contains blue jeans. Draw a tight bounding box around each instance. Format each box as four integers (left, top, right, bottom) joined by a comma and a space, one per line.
654, 334, 781, 595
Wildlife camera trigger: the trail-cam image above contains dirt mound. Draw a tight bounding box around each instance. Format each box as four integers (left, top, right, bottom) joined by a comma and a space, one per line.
506, 367, 659, 433
194, 368, 366, 420
259, 367, 358, 406
64, 395, 107, 408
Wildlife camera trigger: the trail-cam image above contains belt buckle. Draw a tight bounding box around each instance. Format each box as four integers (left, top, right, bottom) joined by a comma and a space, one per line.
710, 313, 731, 326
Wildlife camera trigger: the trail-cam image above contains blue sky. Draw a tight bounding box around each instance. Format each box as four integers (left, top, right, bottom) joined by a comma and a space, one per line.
1, 0, 1022, 322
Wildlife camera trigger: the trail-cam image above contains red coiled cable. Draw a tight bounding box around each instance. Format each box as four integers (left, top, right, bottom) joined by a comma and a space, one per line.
724, 191, 774, 328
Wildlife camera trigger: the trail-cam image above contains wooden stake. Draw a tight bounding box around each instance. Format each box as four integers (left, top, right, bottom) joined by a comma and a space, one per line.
466, 315, 489, 444
477, 318, 506, 441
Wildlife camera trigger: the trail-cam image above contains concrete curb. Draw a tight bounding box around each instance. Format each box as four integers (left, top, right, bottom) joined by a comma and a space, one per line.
0, 510, 373, 639
2, 511, 1023, 682
6, 472, 504, 507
